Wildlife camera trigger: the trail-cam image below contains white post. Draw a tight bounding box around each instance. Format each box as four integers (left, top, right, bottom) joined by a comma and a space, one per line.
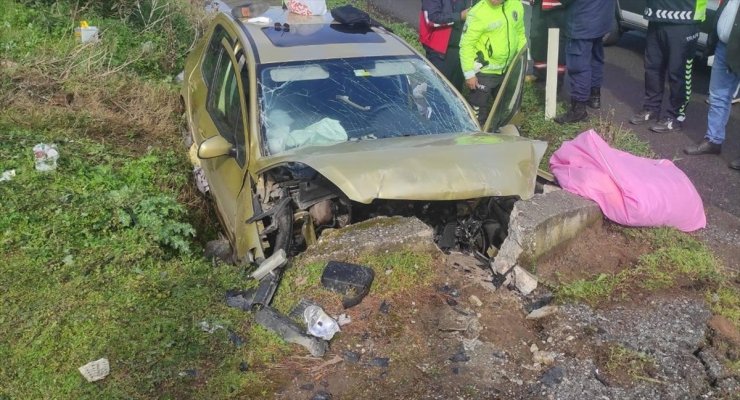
545, 28, 560, 119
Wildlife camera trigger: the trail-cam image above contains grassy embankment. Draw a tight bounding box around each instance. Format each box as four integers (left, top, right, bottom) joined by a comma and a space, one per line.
0, 0, 736, 398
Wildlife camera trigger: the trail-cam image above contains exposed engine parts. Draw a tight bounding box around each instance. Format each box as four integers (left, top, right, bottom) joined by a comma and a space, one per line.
252, 163, 516, 262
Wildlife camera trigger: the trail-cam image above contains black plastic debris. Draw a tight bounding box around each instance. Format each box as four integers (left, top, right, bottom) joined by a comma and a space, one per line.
228, 330, 245, 347
311, 391, 333, 400
300, 383, 315, 391
369, 357, 389, 368
343, 350, 361, 364
379, 300, 390, 314
239, 361, 249, 372
449, 350, 470, 363
321, 261, 374, 308
254, 306, 327, 357
225, 270, 283, 311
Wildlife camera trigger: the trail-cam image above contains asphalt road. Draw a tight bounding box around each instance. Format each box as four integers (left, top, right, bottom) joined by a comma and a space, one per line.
368, 0, 739, 268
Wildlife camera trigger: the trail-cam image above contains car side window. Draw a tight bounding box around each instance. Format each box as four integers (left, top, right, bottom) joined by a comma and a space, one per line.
202, 25, 229, 89
204, 29, 247, 167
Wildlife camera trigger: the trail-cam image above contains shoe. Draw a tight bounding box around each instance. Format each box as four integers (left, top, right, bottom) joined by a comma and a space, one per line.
588, 87, 601, 109
629, 110, 657, 125
683, 139, 721, 155
650, 117, 682, 133
730, 158, 740, 170
555, 99, 588, 124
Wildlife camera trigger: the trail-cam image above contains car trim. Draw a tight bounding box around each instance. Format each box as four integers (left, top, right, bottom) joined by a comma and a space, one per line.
235, 18, 261, 65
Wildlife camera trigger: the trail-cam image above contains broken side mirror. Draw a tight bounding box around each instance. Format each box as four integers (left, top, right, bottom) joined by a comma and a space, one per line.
198, 135, 236, 159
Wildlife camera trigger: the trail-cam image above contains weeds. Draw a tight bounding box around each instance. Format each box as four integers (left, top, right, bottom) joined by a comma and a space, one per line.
602, 344, 658, 385
557, 227, 723, 305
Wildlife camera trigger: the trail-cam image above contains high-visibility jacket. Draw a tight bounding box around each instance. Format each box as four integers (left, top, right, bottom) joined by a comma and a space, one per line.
459, 0, 526, 79
644, 0, 707, 24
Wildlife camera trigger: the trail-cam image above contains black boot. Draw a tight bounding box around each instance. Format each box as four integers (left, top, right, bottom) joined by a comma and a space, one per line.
555, 99, 588, 124
588, 87, 601, 109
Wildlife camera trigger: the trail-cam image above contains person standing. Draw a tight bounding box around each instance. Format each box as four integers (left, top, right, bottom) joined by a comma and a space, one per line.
419, 0, 478, 91
459, 0, 526, 127
529, 0, 567, 87
683, 0, 740, 170
628, 0, 708, 133
554, 0, 616, 124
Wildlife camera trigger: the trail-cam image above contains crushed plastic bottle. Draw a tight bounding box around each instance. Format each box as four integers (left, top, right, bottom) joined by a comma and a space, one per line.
303, 305, 340, 340
33, 143, 59, 172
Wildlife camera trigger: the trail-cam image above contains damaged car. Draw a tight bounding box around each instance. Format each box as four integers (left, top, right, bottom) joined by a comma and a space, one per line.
180, 5, 547, 265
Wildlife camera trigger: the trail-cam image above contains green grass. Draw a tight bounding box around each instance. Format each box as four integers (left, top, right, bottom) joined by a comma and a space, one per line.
603, 344, 658, 384
556, 227, 723, 305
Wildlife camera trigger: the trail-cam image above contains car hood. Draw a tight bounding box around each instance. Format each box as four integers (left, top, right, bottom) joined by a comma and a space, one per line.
256, 133, 547, 204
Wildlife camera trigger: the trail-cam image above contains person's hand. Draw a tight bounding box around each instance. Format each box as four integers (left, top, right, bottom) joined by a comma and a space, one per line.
466, 76, 478, 90
461, 8, 469, 20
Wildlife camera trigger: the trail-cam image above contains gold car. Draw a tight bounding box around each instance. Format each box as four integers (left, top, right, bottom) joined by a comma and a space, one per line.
181, 5, 547, 264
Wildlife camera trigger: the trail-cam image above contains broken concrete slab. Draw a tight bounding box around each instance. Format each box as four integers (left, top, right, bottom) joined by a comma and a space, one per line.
299, 216, 438, 264
491, 190, 602, 275
507, 266, 538, 296
254, 306, 327, 357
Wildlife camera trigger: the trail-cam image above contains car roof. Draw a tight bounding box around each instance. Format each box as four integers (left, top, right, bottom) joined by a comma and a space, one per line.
234, 6, 417, 65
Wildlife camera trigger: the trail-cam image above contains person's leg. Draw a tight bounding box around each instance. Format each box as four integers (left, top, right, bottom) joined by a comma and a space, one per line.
467, 74, 504, 127
684, 42, 740, 155
664, 24, 699, 123
555, 38, 590, 124
444, 46, 464, 92
631, 22, 665, 124
588, 37, 605, 109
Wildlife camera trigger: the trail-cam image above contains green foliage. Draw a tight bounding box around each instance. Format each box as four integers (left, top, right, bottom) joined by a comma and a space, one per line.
558, 273, 622, 305
711, 285, 740, 328
604, 344, 657, 382
358, 250, 435, 296
519, 82, 654, 169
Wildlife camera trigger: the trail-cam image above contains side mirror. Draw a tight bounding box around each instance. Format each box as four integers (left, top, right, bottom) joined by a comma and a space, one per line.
198, 135, 235, 159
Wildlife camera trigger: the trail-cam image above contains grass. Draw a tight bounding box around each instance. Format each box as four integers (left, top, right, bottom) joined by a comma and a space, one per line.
518, 82, 655, 169
602, 344, 658, 385
556, 227, 724, 305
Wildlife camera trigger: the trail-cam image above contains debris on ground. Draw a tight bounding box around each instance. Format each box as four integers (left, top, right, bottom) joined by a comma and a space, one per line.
0, 169, 15, 182
526, 305, 559, 320
198, 320, 224, 334
304, 305, 341, 340
251, 249, 287, 280
32, 143, 59, 172
78, 358, 110, 383
321, 261, 375, 308
255, 306, 327, 357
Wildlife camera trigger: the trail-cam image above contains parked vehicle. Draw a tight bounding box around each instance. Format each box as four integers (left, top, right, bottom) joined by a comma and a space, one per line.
180, 5, 546, 263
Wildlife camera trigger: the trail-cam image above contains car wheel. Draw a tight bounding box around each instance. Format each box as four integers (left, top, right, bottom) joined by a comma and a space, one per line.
602, 14, 621, 46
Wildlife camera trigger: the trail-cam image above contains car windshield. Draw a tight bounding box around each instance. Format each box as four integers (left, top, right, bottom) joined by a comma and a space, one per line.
258, 56, 478, 155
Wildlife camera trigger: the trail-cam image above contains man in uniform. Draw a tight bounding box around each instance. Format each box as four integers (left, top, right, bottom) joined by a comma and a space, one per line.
554, 0, 616, 124
629, 0, 708, 133
459, 0, 527, 126
419, 0, 478, 91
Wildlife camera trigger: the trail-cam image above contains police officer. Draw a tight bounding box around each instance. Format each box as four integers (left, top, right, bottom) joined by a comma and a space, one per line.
419, 0, 478, 91
529, 0, 567, 86
629, 0, 708, 133
460, 0, 526, 127
554, 0, 616, 124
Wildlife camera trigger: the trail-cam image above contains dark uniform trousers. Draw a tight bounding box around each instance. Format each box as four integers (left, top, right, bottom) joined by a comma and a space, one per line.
468, 73, 505, 126
643, 22, 699, 121
566, 37, 605, 102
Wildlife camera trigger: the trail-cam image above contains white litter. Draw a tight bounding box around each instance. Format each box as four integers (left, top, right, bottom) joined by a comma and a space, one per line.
304, 305, 340, 340
78, 358, 110, 382
32, 143, 59, 172
0, 169, 16, 182
250, 249, 287, 280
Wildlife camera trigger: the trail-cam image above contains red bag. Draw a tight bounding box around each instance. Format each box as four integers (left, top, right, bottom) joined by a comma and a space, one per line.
418, 11, 452, 54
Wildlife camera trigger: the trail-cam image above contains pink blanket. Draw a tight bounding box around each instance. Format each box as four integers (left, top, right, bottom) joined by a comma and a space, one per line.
550, 130, 705, 232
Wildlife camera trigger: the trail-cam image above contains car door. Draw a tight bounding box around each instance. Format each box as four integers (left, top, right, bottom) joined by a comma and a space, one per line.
189, 24, 252, 252
482, 46, 528, 133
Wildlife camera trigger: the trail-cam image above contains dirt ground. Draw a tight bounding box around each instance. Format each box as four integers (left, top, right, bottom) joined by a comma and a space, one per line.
264, 221, 738, 400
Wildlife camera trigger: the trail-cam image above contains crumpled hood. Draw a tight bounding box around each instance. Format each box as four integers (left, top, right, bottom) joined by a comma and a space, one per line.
257, 133, 547, 204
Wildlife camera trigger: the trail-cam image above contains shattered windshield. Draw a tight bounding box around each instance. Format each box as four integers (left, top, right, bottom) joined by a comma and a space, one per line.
258, 56, 478, 155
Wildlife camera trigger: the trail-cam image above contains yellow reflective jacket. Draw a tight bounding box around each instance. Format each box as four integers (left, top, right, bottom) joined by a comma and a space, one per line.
460, 0, 527, 78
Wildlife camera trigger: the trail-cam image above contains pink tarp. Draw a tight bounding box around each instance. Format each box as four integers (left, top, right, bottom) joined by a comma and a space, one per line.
550, 130, 706, 232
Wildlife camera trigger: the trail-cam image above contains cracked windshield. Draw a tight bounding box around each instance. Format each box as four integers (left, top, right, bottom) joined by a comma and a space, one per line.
259, 56, 478, 154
